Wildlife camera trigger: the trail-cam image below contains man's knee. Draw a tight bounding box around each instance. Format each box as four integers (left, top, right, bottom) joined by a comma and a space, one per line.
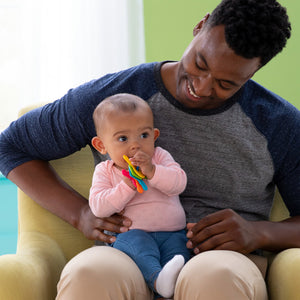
175, 250, 268, 300
57, 246, 152, 300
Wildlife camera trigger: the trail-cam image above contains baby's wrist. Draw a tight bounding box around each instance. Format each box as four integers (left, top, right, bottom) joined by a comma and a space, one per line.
123, 177, 136, 190
145, 165, 155, 180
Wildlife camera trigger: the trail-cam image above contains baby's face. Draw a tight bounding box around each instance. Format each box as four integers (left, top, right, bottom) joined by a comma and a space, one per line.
99, 107, 157, 170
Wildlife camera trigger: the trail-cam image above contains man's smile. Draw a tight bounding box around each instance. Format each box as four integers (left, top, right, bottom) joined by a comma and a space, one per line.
187, 81, 201, 99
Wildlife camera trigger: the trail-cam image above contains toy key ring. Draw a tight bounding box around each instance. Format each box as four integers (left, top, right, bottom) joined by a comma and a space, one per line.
122, 169, 144, 193
122, 155, 147, 193
128, 166, 148, 192
123, 155, 145, 178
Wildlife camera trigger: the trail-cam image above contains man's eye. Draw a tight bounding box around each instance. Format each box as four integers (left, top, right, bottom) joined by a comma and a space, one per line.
118, 136, 127, 142
219, 81, 232, 90
195, 62, 206, 71
141, 132, 149, 139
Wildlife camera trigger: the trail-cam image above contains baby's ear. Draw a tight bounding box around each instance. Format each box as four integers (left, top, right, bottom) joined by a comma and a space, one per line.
92, 136, 107, 154
154, 128, 160, 141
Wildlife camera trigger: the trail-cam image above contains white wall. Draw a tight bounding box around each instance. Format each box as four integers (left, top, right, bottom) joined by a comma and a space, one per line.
0, 0, 145, 131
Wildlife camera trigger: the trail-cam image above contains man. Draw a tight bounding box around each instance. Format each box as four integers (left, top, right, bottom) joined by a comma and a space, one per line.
0, 0, 299, 299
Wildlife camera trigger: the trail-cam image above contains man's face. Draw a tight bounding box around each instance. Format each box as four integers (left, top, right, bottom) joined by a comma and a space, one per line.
175, 24, 260, 110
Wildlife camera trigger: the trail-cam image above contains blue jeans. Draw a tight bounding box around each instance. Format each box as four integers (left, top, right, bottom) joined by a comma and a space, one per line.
111, 229, 191, 293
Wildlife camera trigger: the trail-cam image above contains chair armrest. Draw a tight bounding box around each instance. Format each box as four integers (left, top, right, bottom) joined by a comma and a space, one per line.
0, 231, 66, 300
268, 248, 300, 300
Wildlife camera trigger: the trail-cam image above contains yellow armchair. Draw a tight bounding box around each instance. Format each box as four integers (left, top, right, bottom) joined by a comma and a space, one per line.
267, 192, 300, 300
0, 104, 94, 300
0, 104, 299, 299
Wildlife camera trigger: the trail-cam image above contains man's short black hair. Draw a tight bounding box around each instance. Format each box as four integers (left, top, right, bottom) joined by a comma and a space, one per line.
206, 0, 291, 66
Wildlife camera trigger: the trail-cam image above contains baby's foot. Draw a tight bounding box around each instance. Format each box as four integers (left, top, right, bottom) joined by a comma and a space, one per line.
155, 255, 185, 298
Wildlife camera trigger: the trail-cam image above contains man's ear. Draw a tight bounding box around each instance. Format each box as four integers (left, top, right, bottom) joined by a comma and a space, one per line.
193, 13, 210, 36
154, 128, 160, 141
92, 136, 107, 154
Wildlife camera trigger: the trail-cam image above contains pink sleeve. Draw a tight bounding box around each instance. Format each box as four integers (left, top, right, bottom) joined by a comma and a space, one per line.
89, 162, 136, 218
148, 147, 187, 196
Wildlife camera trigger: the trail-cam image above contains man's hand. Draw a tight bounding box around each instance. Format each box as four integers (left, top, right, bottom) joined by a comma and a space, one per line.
77, 204, 132, 243
7, 160, 134, 244
186, 209, 262, 255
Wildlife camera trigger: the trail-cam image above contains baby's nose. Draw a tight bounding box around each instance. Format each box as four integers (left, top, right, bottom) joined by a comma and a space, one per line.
130, 141, 141, 151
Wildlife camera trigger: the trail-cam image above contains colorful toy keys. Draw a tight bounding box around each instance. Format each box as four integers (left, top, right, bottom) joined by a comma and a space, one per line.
122, 155, 148, 193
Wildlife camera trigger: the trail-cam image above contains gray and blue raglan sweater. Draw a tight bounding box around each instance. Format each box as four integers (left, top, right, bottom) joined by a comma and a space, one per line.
1, 62, 300, 222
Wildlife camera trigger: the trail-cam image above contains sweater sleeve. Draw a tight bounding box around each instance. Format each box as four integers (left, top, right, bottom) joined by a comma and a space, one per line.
0, 85, 98, 177
148, 147, 187, 196
89, 162, 136, 218
0, 62, 159, 177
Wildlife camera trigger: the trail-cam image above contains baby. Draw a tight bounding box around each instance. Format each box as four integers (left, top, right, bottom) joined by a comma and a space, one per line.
89, 93, 190, 299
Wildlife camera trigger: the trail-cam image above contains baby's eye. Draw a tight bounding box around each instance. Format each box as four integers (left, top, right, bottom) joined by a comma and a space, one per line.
118, 136, 127, 142
141, 132, 149, 139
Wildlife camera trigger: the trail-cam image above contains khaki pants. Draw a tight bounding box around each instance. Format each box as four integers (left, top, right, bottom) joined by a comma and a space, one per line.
56, 246, 268, 300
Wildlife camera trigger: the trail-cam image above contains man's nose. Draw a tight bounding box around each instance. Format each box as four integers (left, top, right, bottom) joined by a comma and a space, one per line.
193, 74, 213, 97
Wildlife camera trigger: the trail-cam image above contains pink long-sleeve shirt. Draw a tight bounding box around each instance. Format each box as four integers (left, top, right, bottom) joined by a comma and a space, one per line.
89, 147, 187, 231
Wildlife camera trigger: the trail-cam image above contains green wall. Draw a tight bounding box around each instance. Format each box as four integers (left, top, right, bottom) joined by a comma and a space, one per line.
143, 0, 300, 108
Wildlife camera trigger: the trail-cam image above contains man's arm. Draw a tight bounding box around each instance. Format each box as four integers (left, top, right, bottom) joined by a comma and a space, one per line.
186, 208, 300, 254
8, 160, 131, 243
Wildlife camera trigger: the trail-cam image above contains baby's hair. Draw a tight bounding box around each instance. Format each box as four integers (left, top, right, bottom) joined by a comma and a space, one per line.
205, 0, 291, 66
93, 93, 151, 134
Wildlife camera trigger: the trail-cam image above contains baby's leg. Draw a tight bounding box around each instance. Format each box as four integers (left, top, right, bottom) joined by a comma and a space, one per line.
113, 230, 190, 299
113, 229, 161, 291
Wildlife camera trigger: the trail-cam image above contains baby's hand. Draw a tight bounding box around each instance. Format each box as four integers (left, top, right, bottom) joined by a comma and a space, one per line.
123, 176, 136, 190
130, 151, 155, 179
